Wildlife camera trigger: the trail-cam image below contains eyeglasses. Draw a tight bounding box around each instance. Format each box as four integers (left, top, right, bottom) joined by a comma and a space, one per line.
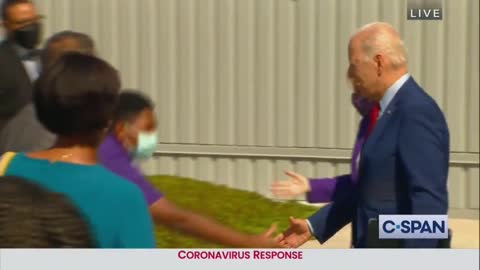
7, 14, 44, 29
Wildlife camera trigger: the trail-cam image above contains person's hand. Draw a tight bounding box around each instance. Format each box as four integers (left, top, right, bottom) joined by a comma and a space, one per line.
278, 217, 312, 248
271, 171, 311, 199
248, 223, 285, 248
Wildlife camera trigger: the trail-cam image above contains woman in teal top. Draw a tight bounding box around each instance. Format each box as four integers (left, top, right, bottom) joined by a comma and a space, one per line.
2, 53, 155, 248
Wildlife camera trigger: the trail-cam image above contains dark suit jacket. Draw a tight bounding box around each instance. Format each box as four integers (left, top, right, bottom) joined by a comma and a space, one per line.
0, 40, 33, 131
308, 77, 450, 248
0, 40, 54, 154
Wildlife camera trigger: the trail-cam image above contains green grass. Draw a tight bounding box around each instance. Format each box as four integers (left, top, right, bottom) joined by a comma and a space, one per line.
148, 175, 320, 248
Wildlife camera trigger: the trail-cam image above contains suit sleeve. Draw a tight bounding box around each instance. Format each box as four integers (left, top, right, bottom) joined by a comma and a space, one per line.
0, 44, 33, 121
398, 104, 449, 248
307, 174, 353, 203
307, 193, 357, 244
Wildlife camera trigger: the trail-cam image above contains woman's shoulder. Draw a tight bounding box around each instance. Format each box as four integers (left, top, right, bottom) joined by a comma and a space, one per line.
3, 152, 30, 170
11, 156, 138, 192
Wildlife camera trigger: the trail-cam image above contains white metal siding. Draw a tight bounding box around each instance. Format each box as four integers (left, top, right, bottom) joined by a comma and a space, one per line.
33, 0, 479, 214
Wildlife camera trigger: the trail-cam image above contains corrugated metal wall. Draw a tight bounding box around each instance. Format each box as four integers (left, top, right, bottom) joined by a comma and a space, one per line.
33, 0, 479, 216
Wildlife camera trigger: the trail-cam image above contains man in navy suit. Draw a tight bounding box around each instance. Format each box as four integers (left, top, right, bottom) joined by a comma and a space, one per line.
279, 22, 450, 248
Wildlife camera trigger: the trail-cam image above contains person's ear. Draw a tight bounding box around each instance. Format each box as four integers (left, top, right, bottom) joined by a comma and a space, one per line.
1, 17, 14, 31
374, 54, 384, 76
0, 20, 8, 31
113, 122, 126, 139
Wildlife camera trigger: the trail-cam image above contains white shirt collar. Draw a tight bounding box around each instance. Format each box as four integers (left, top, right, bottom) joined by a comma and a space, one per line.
23, 61, 40, 82
379, 73, 410, 115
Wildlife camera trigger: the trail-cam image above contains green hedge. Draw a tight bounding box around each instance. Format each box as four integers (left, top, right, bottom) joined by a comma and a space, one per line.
148, 175, 320, 248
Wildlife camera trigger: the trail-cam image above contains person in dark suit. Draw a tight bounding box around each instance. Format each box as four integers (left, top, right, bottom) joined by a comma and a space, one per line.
0, 30, 95, 154
0, 0, 43, 153
278, 22, 450, 248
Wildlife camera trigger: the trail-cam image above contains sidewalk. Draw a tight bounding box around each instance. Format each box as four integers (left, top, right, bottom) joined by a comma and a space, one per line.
300, 218, 480, 249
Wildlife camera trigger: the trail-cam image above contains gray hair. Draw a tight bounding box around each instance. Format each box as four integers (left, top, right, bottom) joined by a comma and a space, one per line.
355, 22, 408, 69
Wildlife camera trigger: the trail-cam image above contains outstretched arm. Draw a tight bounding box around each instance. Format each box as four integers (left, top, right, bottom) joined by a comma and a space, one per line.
150, 198, 282, 248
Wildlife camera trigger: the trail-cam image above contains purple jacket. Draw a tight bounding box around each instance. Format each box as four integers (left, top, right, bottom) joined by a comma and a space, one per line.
306, 117, 370, 203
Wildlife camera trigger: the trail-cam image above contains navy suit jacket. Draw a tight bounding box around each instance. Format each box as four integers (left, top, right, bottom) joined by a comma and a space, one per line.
308, 77, 450, 248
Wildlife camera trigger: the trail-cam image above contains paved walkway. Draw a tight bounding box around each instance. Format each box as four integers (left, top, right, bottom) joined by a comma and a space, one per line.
300, 218, 479, 248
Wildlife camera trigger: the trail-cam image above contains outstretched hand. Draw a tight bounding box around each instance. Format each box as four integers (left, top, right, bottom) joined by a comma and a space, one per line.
271, 171, 311, 199
277, 216, 312, 248
248, 223, 287, 248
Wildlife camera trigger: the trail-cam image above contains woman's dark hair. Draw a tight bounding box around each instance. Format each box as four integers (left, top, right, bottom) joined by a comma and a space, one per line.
0, 176, 96, 248
112, 90, 154, 124
34, 53, 120, 138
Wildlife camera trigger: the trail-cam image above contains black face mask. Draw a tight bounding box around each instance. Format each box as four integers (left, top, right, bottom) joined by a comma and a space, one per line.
11, 23, 41, 49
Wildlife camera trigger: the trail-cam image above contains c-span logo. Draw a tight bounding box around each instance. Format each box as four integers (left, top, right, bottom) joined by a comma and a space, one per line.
379, 215, 448, 239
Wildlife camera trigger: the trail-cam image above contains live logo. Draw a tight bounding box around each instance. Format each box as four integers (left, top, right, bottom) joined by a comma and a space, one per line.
407, 8, 443, 20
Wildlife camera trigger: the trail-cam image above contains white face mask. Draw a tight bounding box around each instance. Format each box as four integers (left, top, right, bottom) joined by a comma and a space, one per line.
133, 129, 158, 159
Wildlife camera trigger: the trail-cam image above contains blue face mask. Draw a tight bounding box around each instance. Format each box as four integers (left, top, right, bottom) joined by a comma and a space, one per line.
133, 130, 158, 159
